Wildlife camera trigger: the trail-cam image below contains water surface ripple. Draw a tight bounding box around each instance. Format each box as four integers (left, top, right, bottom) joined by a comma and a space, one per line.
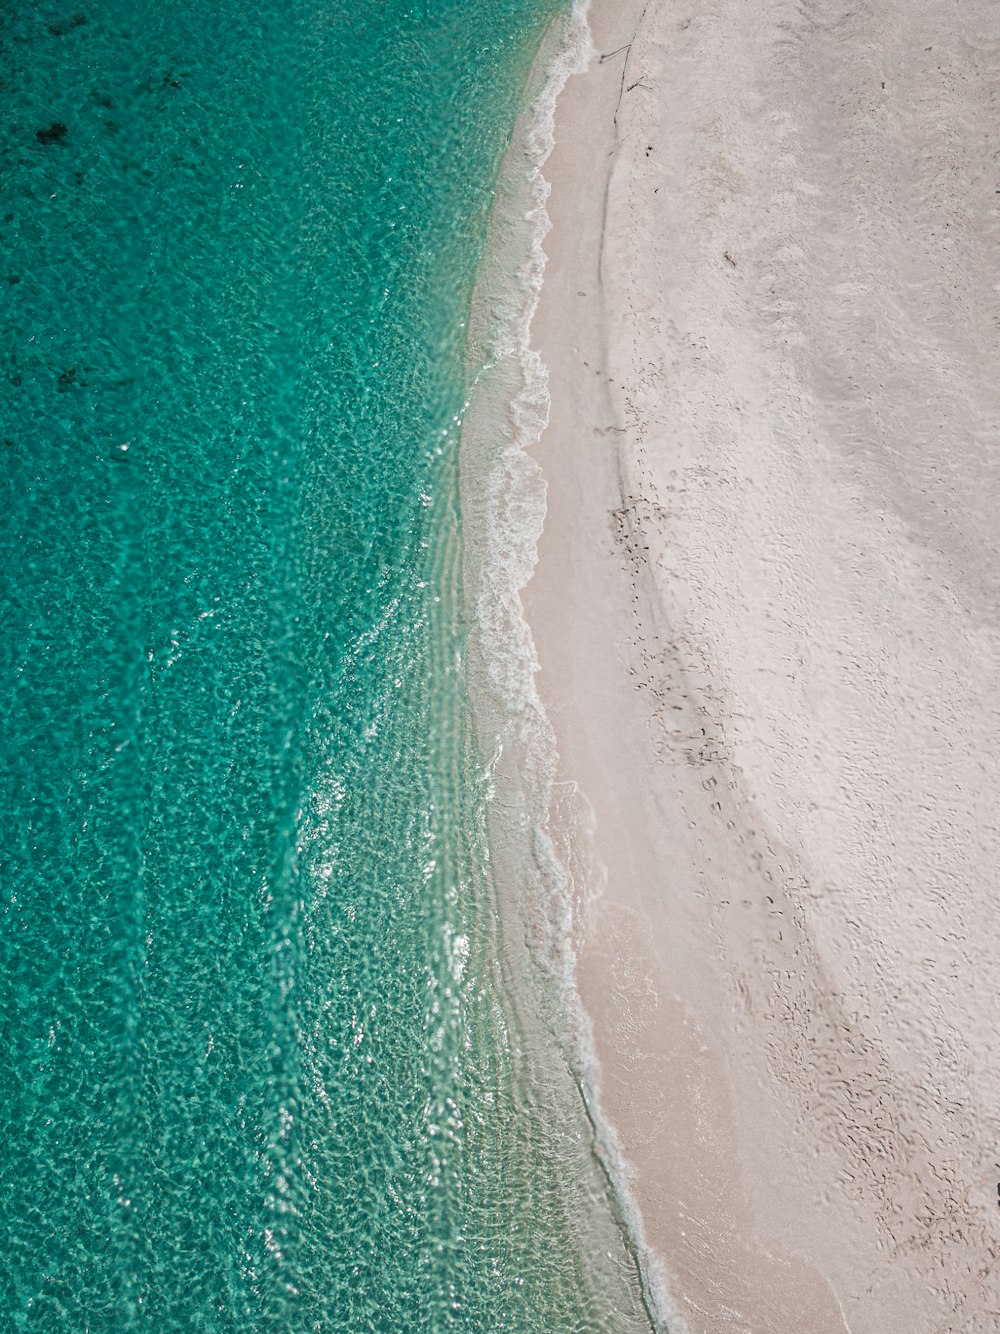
0, 1, 650, 1329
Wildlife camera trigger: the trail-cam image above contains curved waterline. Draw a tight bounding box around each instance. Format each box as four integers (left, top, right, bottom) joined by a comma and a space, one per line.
460, 5, 676, 1328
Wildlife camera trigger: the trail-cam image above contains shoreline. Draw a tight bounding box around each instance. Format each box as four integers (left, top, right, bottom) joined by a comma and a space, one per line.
519, 0, 1000, 1329
458, 8, 667, 1328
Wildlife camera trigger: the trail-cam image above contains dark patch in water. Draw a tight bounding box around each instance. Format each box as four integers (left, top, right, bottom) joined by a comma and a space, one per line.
36, 122, 68, 145
138, 70, 185, 94
47, 14, 87, 37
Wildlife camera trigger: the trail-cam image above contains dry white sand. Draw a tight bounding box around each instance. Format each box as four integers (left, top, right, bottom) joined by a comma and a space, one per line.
525, 0, 1000, 1328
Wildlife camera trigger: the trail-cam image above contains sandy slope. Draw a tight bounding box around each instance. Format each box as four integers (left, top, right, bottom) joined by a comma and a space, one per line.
527, 0, 1000, 1328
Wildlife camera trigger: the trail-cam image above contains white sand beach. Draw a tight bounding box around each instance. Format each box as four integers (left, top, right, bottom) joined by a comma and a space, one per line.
526, 0, 1000, 1327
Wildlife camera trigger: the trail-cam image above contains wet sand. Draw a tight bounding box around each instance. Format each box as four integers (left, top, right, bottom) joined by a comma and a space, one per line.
527, 0, 1000, 1328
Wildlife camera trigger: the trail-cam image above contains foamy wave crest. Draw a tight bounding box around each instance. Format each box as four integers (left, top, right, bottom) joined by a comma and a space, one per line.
467, 4, 591, 718
460, 4, 681, 1330
464, 0, 591, 989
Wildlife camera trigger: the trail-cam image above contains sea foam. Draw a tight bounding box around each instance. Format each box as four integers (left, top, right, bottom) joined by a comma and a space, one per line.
460, 4, 681, 1330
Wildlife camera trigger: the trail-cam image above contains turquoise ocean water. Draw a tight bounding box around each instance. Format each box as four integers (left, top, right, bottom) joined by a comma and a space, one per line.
1, 2, 653, 1329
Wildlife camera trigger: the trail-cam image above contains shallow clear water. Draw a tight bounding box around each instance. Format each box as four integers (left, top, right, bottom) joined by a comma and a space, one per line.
0, 2, 651, 1329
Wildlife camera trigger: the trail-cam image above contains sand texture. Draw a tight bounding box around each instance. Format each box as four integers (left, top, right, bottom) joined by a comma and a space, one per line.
527, 0, 1000, 1328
